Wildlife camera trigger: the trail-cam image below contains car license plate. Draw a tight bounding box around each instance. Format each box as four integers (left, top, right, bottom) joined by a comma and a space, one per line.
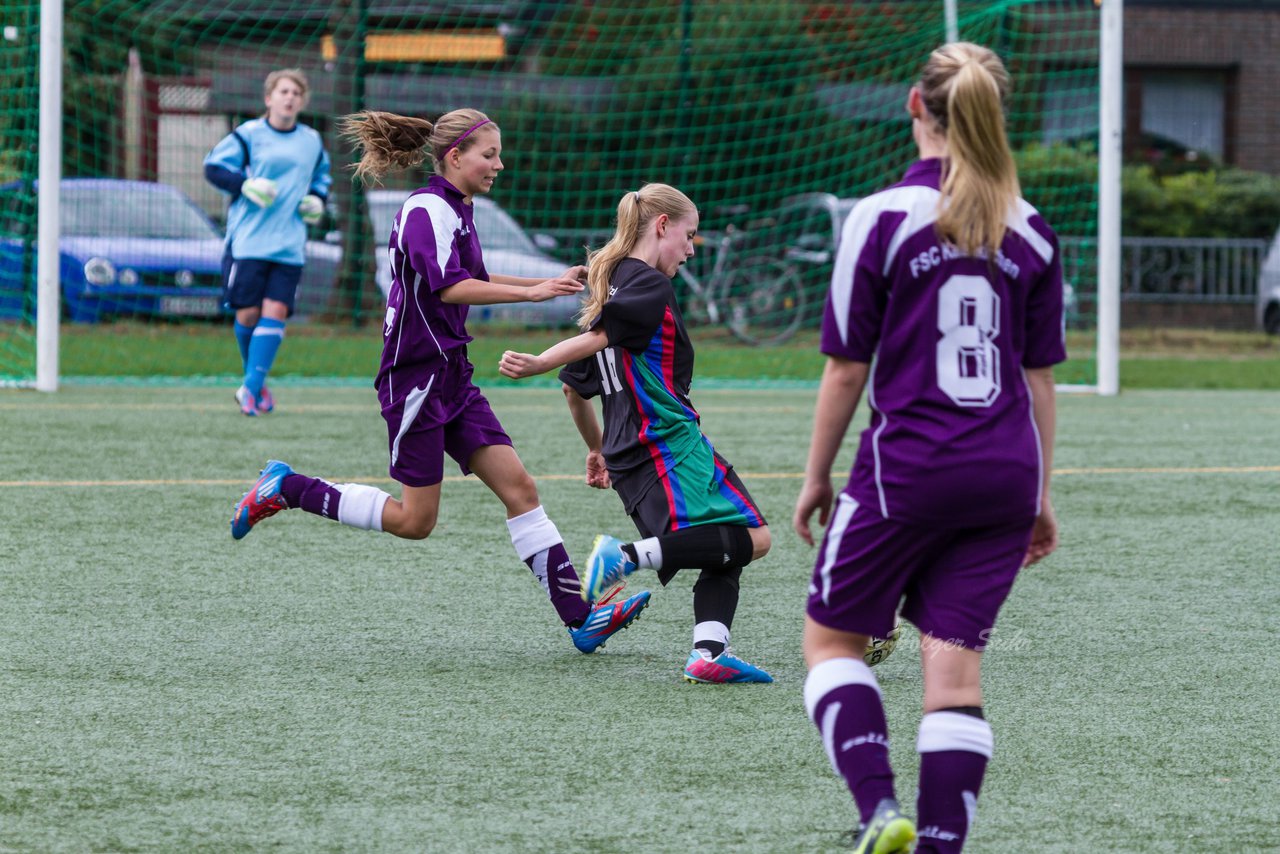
159, 296, 221, 316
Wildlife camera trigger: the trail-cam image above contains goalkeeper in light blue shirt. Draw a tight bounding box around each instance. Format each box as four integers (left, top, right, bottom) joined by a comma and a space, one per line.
204, 68, 332, 416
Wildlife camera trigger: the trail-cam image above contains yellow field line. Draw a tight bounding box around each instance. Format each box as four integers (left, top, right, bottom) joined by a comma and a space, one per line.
1, 465, 1276, 488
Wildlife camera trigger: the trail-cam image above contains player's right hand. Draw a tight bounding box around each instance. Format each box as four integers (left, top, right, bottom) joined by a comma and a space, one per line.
585, 450, 611, 489
792, 477, 834, 547
241, 177, 279, 208
527, 276, 584, 303
498, 350, 545, 379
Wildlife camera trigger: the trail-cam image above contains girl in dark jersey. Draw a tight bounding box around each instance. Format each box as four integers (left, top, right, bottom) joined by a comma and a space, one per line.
499, 184, 773, 684
229, 109, 650, 655
793, 44, 1064, 853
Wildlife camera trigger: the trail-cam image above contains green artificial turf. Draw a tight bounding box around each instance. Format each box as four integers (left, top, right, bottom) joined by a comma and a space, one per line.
1, 386, 1278, 851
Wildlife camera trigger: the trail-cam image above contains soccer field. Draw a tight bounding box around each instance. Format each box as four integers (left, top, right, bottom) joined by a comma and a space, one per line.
2, 385, 1277, 852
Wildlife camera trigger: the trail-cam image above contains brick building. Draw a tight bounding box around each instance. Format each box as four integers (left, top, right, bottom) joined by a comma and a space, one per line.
1126, 0, 1280, 174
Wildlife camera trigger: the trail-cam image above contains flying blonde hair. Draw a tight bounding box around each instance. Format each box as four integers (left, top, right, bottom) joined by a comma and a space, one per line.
917, 42, 1020, 258
580, 184, 696, 330
338, 108, 496, 185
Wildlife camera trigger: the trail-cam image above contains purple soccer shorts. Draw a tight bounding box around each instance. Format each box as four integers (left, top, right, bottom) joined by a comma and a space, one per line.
379, 355, 512, 487
806, 491, 1034, 650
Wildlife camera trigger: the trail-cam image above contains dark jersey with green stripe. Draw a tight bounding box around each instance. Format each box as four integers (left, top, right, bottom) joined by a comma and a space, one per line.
559, 258, 704, 507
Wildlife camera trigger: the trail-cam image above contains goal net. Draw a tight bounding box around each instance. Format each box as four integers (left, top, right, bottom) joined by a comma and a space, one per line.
1, 0, 1101, 386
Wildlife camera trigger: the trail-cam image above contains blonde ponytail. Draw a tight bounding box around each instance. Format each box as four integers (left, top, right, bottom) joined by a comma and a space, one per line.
339, 108, 496, 185
919, 43, 1020, 258
580, 184, 696, 330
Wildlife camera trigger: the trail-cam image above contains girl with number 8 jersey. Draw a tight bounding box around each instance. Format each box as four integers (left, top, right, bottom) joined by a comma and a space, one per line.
793, 43, 1065, 853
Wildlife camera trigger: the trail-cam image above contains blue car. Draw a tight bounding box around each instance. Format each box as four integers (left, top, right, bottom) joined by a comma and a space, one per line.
0, 179, 340, 323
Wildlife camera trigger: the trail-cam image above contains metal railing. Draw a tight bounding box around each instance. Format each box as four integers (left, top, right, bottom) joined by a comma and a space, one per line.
1062, 236, 1270, 303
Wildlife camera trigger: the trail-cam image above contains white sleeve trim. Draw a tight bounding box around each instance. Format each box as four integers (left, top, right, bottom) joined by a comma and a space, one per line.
398, 194, 463, 284
828, 185, 939, 346
1009, 199, 1055, 264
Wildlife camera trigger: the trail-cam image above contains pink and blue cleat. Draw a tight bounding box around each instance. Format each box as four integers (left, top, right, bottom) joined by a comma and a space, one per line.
581, 534, 639, 603
235, 385, 259, 417
256, 384, 275, 414
682, 648, 773, 684
230, 459, 293, 540
569, 589, 651, 653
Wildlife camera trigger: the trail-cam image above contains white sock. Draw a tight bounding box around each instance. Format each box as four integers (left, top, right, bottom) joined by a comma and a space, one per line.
632, 536, 662, 569
693, 620, 730, 653
917, 711, 994, 759
505, 505, 563, 561
334, 483, 391, 531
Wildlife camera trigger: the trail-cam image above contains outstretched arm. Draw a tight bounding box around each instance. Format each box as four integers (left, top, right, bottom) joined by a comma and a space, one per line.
793, 356, 869, 547
499, 329, 609, 379
563, 384, 610, 489
1023, 365, 1058, 566
439, 275, 583, 306
491, 265, 588, 288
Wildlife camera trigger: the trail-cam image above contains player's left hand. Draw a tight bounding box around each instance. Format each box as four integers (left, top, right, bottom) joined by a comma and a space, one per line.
1022, 496, 1058, 566
562, 264, 588, 284
527, 276, 584, 302
498, 350, 545, 379
585, 450, 610, 489
298, 194, 325, 225
793, 477, 834, 547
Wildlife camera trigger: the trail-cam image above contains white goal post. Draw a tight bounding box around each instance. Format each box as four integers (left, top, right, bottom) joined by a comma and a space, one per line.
36, 0, 62, 392
1096, 0, 1122, 396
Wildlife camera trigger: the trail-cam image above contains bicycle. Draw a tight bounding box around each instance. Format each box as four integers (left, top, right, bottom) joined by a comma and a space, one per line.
676, 213, 807, 347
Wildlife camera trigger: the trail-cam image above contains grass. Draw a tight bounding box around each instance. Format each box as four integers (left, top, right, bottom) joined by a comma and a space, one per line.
1, 385, 1278, 851
30, 321, 1280, 389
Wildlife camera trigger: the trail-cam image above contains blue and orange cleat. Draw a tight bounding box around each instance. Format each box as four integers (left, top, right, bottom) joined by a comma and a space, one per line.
230, 459, 293, 540
256, 384, 275, 414
581, 534, 638, 603
235, 385, 259, 417
569, 589, 651, 653
682, 648, 774, 684
851, 798, 916, 854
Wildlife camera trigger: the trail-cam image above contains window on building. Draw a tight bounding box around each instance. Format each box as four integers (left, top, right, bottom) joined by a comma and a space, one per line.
1139, 69, 1228, 160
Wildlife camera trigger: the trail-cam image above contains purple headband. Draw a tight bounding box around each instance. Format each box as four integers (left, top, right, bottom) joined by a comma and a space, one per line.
446, 119, 492, 153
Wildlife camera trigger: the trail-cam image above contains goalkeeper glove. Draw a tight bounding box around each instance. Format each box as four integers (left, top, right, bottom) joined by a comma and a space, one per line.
241, 176, 279, 208
298, 194, 325, 225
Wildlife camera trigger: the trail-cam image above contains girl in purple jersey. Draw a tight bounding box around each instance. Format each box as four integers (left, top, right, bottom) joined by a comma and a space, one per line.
793, 44, 1063, 853
228, 108, 650, 655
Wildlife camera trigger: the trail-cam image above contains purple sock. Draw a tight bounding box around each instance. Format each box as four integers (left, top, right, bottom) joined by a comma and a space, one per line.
915, 711, 993, 853
527, 542, 590, 627
804, 658, 896, 826
281, 473, 342, 521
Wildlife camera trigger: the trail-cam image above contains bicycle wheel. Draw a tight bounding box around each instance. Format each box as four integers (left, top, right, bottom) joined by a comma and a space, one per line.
718, 256, 806, 346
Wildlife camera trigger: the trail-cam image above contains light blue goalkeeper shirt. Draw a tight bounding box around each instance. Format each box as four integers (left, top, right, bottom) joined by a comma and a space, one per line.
203, 118, 332, 265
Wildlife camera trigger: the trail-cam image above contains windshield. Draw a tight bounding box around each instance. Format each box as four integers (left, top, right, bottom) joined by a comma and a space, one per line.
366, 193, 539, 256
473, 202, 538, 255
62, 186, 222, 240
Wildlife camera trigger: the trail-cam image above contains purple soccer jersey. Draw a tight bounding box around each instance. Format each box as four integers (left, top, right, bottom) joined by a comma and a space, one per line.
371, 176, 512, 487
376, 176, 488, 399
821, 158, 1066, 528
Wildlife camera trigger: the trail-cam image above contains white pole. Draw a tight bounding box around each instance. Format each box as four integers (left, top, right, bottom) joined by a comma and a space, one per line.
1096, 0, 1122, 396
36, 0, 62, 392
944, 0, 959, 43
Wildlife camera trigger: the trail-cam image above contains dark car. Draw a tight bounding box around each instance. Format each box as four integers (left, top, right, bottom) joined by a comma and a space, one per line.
0, 179, 340, 323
